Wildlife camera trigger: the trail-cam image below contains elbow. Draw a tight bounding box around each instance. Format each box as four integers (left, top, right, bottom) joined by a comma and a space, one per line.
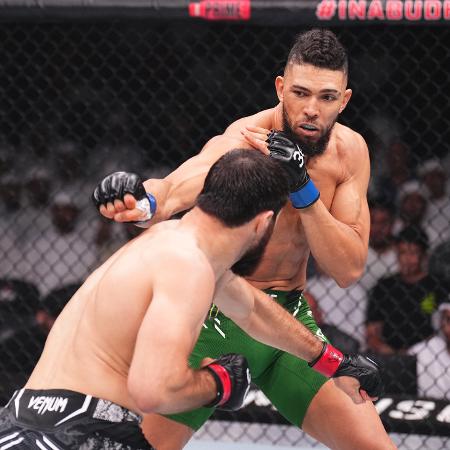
335, 277, 354, 289
335, 266, 364, 288
335, 253, 366, 287
128, 370, 188, 414
130, 392, 164, 415
128, 375, 163, 413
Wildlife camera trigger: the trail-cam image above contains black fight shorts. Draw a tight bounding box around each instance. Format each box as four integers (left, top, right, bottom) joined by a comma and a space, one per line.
0, 389, 155, 449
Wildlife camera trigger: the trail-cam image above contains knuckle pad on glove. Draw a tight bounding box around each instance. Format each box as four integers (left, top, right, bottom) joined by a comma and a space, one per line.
335, 355, 384, 398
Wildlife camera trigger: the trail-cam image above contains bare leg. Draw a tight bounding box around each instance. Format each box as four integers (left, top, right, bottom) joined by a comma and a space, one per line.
302, 380, 397, 450
141, 413, 194, 450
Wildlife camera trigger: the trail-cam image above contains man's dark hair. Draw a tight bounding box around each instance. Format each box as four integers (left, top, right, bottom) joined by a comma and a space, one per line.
197, 149, 288, 227
368, 196, 396, 217
395, 226, 429, 252
286, 29, 348, 75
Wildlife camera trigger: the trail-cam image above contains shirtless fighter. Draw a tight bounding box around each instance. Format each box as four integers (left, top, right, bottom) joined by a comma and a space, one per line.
0, 150, 288, 448
0, 150, 381, 449
94, 30, 396, 449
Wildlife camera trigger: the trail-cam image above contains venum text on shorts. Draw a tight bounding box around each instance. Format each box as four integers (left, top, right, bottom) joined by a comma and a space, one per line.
27, 396, 68, 415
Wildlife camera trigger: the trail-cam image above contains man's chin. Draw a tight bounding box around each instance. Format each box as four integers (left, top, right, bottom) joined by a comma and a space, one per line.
295, 135, 327, 157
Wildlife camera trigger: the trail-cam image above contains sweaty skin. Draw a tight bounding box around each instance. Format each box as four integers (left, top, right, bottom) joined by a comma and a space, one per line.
25, 207, 325, 416
102, 64, 396, 450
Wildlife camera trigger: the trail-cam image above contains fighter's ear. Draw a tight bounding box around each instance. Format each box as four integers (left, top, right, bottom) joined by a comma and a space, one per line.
254, 210, 274, 235
275, 76, 284, 102
339, 88, 352, 114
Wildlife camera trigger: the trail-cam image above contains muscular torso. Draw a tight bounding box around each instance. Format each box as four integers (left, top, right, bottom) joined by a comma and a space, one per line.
204, 108, 353, 291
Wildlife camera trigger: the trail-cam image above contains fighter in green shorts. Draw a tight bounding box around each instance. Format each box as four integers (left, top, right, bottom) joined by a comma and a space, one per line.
93, 29, 397, 449
168, 290, 329, 430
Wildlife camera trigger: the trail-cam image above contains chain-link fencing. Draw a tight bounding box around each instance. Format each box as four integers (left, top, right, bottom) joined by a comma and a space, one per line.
0, 7, 449, 449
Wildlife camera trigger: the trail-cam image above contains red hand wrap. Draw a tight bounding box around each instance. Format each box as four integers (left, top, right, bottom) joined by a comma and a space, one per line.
311, 344, 344, 378
207, 363, 232, 406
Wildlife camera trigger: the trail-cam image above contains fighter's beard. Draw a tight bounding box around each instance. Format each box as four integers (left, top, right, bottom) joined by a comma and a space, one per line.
282, 107, 337, 157
231, 217, 275, 277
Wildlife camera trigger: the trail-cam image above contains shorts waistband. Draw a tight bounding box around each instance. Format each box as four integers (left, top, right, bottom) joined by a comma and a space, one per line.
7, 388, 142, 428
207, 289, 304, 320
264, 289, 303, 306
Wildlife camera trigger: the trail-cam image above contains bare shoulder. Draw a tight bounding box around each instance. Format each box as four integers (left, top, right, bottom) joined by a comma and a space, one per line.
334, 123, 370, 174
199, 108, 274, 156
140, 231, 215, 289
222, 108, 275, 138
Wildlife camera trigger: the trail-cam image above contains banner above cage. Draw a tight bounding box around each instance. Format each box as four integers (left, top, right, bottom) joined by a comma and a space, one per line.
1, 0, 449, 25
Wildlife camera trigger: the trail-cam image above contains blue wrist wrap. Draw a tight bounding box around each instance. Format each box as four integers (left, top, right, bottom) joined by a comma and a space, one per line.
146, 193, 157, 215
289, 179, 320, 209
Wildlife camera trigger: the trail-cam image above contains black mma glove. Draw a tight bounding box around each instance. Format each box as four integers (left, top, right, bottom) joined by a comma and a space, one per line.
308, 343, 383, 398
92, 171, 157, 228
266, 130, 320, 209
203, 353, 251, 411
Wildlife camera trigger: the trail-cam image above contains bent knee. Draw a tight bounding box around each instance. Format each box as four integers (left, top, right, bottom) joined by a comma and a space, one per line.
302, 380, 397, 450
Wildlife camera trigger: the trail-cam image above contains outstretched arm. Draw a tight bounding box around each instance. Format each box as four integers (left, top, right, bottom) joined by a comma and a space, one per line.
215, 272, 383, 404
97, 134, 247, 225
214, 273, 323, 362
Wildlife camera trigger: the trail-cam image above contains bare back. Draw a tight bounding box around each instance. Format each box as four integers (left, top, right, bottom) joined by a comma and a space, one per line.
25, 220, 215, 413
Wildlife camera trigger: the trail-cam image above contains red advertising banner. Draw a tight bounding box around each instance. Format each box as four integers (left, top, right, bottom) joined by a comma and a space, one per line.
0, 0, 449, 24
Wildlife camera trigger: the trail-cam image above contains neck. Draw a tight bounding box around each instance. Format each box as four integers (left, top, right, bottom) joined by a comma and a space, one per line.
272, 103, 284, 130
400, 271, 426, 284
180, 208, 254, 279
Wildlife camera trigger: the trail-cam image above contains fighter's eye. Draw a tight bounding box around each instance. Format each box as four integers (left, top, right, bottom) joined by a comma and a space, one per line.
322, 95, 337, 101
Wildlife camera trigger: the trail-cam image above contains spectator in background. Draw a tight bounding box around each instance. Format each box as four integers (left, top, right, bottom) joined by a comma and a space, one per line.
303, 291, 360, 354
429, 240, 450, 289
0, 174, 25, 279
0, 280, 77, 405
408, 301, 450, 400
37, 283, 81, 331
0, 278, 41, 404
366, 226, 439, 355
0, 278, 40, 333
358, 197, 398, 292
418, 158, 450, 246
51, 139, 99, 233
52, 139, 85, 186
0, 142, 15, 177
24, 167, 52, 210
19, 192, 99, 296
95, 221, 144, 263
369, 140, 413, 202
306, 262, 367, 349
0, 173, 22, 215
22, 166, 53, 237
385, 141, 412, 189
393, 180, 438, 246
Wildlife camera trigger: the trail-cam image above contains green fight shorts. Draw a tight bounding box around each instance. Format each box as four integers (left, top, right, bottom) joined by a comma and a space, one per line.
166, 289, 329, 430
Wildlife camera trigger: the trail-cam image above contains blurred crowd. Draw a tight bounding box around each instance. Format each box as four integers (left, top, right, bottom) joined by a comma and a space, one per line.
0, 136, 449, 405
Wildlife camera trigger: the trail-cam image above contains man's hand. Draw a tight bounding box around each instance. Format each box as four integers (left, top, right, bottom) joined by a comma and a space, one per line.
92, 172, 156, 227
203, 353, 251, 411
309, 343, 383, 404
240, 125, 270, 154
266, 130, 320, 209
